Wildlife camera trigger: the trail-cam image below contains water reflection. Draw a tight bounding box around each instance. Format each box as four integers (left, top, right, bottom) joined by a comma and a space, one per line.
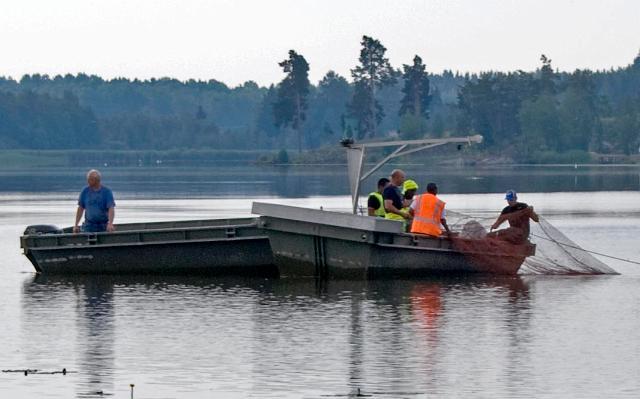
20, 275, 534, 397
22, 275, 115, 398
76, 277, 115, 398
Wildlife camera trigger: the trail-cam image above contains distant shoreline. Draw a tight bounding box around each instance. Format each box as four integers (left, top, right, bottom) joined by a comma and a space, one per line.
0, 148, 637, 168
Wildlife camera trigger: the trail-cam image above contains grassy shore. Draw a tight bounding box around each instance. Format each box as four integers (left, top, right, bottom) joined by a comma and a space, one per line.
0, 150, 70, 168
0, 149, 267, 168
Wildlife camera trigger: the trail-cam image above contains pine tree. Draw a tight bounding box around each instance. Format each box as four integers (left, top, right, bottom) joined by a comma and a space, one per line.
348, 36, 396, 138
398, 55, 432, 139
273, 50, 310, 152
399, 55, 431, 119
539, 54, 556, 95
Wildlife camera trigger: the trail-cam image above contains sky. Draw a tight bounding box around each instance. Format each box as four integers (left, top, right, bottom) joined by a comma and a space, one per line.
1, 0, 638, 87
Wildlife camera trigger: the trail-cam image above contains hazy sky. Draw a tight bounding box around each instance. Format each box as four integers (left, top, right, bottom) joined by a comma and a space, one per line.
2, 0, 638, 87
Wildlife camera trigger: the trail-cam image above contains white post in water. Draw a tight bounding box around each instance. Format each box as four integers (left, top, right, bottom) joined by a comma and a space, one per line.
342, 135, 483, 214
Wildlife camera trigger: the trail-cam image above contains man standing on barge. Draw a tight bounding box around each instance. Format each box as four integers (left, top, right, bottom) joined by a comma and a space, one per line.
383, 169, 411, 222
367, 177, 390, 217
410, 182, 450, 237
73, 169, 116, 233
489, 189, 539, 244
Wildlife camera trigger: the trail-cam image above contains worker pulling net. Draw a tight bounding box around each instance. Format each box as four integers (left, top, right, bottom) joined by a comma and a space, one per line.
444, 210, 618, 275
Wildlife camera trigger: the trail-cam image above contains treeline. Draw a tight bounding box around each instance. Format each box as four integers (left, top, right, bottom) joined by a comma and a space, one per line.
458, 55, 640, 158
0, 36, 638, 161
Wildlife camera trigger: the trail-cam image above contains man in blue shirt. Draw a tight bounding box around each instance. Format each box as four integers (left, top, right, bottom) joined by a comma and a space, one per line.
73, 169, 116, 233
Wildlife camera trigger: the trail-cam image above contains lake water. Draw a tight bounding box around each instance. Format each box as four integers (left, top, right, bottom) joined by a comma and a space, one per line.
1, 165, 639, 398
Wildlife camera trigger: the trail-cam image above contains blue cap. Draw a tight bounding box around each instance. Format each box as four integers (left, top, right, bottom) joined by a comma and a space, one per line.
505, 189, 517, 201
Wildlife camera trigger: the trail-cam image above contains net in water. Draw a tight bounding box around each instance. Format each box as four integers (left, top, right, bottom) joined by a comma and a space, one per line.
445, 210, 618, 275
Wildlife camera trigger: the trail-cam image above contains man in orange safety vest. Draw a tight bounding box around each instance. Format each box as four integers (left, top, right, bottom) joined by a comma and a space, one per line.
409, 182, 451, 237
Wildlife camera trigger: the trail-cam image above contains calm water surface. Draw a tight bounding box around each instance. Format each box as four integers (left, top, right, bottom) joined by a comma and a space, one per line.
1, 166, 639, 398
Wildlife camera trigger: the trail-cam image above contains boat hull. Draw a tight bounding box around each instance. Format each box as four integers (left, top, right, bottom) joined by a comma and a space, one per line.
21, 218, 276, 275
253, 202, 533, 277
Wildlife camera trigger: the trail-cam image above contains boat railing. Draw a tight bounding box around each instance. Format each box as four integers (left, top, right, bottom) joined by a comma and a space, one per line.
59, 217, 258, 233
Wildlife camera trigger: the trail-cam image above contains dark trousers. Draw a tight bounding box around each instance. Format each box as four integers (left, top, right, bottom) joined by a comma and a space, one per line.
82, 222, 107, 232
487, 226, 526, 244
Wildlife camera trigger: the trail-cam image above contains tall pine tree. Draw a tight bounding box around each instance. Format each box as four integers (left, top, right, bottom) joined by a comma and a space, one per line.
348, 36, 396, 139
274, 50, 310, 152
398, 55, 432, 139
399, 55, 431, 118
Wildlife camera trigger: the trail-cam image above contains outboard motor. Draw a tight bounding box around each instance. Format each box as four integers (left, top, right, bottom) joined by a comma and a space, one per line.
23, 225, 63, 235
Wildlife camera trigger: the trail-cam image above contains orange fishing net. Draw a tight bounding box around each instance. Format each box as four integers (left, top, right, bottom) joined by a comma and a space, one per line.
445, 210, 617, 275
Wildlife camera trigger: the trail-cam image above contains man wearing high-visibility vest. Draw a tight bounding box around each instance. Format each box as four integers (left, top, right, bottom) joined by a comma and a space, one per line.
409, 182, 451, 236
383, 169, 411, 222
401, 179, 419, 231
367, 177, 390, 217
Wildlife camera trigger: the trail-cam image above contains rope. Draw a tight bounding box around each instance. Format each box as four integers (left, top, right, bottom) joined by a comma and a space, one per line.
530, 232, 640, 266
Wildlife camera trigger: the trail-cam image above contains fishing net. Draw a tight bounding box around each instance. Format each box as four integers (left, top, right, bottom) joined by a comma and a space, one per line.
522, 217, 618, 274
445, 210, 618, 275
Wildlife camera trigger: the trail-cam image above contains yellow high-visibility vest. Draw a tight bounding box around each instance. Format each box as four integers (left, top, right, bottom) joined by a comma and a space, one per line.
368, 192, 386, 217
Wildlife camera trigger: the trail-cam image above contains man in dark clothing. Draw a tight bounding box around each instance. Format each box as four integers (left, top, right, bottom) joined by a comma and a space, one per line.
383, 169, 410, 221
367, 177, 390, 217
489, 189, 539, 244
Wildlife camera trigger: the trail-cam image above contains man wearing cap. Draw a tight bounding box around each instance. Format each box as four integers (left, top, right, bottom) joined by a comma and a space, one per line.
410, 182, 451, 237
401, 179, 419, 231
489, 190, 539, 244
402, 179, 419, 204
367, 177, 390, 217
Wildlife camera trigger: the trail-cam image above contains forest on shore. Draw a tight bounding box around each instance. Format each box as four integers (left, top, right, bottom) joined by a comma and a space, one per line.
1, 36, 638, 165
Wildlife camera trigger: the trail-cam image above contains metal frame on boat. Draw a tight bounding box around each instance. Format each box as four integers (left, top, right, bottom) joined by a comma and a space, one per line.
344, 135, 483, 214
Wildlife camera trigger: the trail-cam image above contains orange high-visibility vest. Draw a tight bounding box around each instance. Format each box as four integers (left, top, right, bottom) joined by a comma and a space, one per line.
410, 193, 445, 236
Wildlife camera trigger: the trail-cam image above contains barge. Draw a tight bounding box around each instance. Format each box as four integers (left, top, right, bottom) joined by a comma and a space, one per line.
21, 218, 275, 275
253, 202, 534, 277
